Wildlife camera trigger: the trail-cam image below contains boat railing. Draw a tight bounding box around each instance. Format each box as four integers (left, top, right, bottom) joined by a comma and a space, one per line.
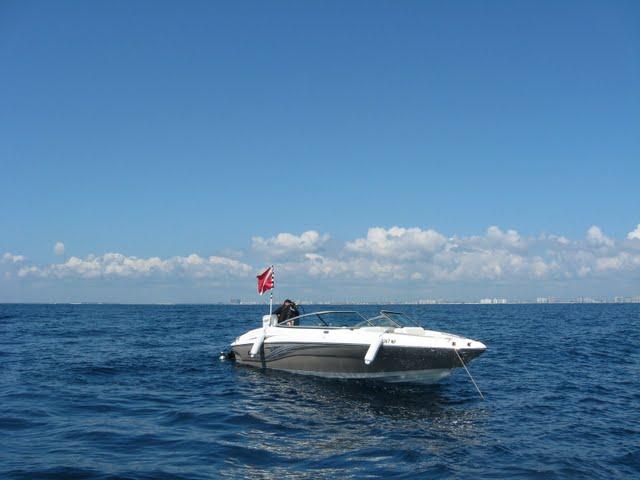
378, 310, 421, 327
276, 310, 372, 327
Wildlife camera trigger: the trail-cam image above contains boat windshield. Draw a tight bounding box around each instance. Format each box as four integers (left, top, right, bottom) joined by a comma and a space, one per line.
279, 310, 370, 328
367, 314, 402, 327
367, 310, 419, 327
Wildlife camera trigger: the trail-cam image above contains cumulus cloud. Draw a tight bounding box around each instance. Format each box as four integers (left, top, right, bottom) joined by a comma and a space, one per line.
586, 226, 614, 248
628, 224, 640, 241
345, 227, 447, 260
2, 252, 26, 263
17, 253, 252, 279
485, 226, 524, 248
6, 224, 640, 295
545, 234, 570, 245
287, 253, 409, 280
252, 230, 329, 257
54, 242, 65, 256
278, 224, 640, 285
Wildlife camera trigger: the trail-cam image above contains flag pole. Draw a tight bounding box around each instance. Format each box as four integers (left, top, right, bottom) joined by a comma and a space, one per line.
269, 265, 274, 316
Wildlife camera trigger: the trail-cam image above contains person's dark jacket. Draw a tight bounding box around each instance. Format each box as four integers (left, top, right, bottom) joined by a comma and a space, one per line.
273, 302, 300, 325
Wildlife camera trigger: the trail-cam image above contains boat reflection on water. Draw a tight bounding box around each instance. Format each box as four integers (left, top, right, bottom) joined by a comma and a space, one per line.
215, 364, 489, 479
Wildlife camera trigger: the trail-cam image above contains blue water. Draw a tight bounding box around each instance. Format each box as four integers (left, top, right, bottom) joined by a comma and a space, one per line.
1, 304, 639, 479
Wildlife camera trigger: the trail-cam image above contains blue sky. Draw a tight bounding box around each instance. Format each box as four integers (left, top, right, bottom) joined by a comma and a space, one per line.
1, 1, 639, 302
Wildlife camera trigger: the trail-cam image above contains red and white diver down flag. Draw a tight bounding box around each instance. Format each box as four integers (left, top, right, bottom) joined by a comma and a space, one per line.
257, 266, 274, 295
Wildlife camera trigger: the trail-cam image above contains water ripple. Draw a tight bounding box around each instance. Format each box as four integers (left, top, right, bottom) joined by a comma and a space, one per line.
1, 303, 639, 478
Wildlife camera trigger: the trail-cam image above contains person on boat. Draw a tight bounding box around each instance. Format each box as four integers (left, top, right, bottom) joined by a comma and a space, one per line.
274, 299, 300, 326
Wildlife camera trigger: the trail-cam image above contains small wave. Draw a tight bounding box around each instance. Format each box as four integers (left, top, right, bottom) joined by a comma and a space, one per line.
0, 417, 45, 430
614, 450, 640, 471
2, 303, 639, 479
4, 467, 100, 480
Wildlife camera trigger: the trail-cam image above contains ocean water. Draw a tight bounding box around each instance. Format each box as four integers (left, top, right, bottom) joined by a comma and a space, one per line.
1, 303, 639, 479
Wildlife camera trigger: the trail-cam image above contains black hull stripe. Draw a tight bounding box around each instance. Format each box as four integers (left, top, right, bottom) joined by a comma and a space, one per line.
232, 342, 484, 373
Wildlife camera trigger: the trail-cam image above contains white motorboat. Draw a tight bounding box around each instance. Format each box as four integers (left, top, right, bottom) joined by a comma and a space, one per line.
228, 310, 486, 385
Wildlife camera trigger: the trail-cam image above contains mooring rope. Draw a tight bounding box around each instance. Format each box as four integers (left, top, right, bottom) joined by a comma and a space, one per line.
454, 348, 485, 400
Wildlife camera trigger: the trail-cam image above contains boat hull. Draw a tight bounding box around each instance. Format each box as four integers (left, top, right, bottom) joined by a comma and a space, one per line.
231, 342, 484, 384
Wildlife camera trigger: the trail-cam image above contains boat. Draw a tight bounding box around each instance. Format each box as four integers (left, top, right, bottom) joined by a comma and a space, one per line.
227, 310, 486, 385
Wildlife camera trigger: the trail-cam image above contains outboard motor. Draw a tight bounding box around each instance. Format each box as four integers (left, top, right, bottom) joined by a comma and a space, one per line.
219, 350, 235, 361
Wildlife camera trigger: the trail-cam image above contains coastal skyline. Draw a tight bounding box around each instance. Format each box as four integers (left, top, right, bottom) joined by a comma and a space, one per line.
2, 1, 639, 302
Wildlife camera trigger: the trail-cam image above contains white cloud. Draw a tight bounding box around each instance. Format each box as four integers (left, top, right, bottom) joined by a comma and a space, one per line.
545, 234, 570, 245
252, 230, 330, 257
586, 225, 614, 248
452, 226, 527, 252
17, 252, 252, 279
6, 224, 640, 298
278, 224, 640, 285
628, 224, 640, 241
578, 266, 591, 277
2, 252, 26, 263
294, 253, 408, 280
345, 227, 447, 260
485, 226, 523, 248
54, 242, 65, 256
300, 253, 350, 277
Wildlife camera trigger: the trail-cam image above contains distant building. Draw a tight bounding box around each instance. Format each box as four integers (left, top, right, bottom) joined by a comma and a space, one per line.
576, 296, 599, 303
229, 298, 241, 304
614, 295, 640, 303
480, 298, 507, 304
537, 297, 559, 304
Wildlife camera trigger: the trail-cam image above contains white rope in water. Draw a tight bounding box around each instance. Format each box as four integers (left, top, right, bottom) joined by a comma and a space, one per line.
454, 348, 485, 400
